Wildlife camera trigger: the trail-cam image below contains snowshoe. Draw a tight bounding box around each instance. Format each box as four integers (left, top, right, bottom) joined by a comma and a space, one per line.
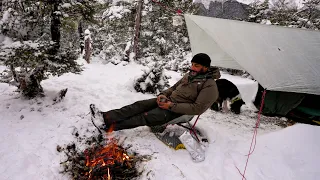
150, 125, 186, 150
150, 115, 209, 153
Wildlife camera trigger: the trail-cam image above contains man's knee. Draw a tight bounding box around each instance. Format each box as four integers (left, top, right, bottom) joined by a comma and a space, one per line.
143, 108, 166, 126
134, 98, 157, 107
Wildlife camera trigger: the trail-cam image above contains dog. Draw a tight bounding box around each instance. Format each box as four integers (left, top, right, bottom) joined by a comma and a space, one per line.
211, 79, 245, 114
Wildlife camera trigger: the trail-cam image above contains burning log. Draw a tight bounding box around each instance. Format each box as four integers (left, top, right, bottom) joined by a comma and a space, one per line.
58, 131, 148, 180
84, 141, 136, 180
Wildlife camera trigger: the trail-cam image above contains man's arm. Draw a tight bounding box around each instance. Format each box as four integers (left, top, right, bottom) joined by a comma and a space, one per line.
169, 82, 219, 115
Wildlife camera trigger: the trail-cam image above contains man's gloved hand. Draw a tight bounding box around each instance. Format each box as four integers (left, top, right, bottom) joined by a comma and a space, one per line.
157, 94, 173, 110
157, 94, 168, 105
159, 101, 173, 110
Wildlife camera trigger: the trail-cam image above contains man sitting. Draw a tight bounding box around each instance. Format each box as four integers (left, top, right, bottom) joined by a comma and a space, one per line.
91, 53, 221, 132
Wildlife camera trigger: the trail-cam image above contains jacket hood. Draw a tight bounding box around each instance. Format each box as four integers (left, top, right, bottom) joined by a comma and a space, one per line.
207, 66, 221, 79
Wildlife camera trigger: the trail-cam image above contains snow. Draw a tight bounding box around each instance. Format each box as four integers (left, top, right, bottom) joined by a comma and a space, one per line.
182, 37, 189, 43
261, 19, 272, 25
172, 16, 184, 26
84, 29, 91, 35
0, 9, 11, 25
155, 37, 166, 45
96, 0, 110, 4
124, 41, 132, 53
1, 40, 39, 49
142, 31, 154, 36
61, 3, 72, 8
0, 59, 319, 180
232, 124, 320, 180
111, 0, 134, 5
102, 6, 131, 20
0, 35, 13, 46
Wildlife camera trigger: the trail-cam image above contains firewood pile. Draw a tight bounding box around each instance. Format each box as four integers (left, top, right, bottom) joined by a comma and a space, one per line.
57, 131, 150, 180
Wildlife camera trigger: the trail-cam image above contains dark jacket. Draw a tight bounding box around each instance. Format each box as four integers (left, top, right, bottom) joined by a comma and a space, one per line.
160, 66, 220, 115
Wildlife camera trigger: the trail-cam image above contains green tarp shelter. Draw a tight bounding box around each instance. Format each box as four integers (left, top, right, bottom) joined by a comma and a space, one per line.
185, 14, 320, 118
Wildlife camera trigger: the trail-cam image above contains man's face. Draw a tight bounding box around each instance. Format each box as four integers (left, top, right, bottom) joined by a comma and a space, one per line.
190, 62, 207, 76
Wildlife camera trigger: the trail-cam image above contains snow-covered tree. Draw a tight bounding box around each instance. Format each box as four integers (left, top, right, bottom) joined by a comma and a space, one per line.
59, 0, 104, 51
92, 1, 136, 64
298, 0, 320, 29
270, 0, 298, 10
0, 0, 100, 98
248, 0, 320, 30
248, 0, 270, 23
164, 51, 193, 73
134, 65, 170, 95
137, 0, 199, 69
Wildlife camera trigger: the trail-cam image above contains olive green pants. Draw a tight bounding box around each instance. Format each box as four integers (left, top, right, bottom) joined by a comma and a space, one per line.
101, 98, 182, 131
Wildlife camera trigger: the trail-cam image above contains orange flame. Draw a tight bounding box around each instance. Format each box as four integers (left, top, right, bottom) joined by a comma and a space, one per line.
85, 132, 131, 180
107, 124, 115, 134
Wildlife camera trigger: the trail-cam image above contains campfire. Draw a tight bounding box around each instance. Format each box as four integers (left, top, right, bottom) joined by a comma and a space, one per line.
58, 127, 147, 180
84, 141, 135, 180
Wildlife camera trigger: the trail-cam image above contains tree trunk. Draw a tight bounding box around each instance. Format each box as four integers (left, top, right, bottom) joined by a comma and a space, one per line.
10, 64, 18, 83
133, 0, 143, 60
78, 21, 84, 53
84, 37, 92, 63
50, 0, 61, 54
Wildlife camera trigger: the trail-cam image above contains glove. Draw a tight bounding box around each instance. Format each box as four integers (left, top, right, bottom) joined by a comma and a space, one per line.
159, 101, 173, 110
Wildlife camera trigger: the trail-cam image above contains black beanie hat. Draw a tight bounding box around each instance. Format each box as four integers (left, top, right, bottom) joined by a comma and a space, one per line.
191, 53, 211, 67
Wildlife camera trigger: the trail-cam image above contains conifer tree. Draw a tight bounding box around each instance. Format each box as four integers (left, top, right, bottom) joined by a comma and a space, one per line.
0, 0, 101, 98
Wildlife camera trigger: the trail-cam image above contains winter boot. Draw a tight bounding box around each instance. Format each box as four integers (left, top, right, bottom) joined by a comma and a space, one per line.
89, 104, 106, 131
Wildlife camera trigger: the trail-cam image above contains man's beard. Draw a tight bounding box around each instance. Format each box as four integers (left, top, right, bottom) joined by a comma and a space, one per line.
189, 69, 204, 76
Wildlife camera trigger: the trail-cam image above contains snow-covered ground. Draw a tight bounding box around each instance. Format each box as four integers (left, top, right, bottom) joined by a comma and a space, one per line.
0, 58, 319, 180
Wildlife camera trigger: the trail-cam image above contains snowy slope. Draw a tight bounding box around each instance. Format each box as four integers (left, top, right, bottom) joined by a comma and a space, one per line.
231, 124, 320, 180
0, 59, 319, 180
